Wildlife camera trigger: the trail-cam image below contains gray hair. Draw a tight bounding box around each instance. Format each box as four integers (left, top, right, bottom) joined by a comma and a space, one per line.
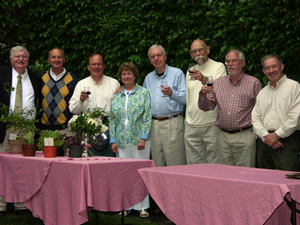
225, 49, 245, 62
261, 54, 283, 68
148, 44, 166, 58
10, 46, 29, 59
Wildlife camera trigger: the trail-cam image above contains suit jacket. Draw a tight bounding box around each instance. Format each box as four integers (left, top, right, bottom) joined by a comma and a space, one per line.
0, 66, 42, 143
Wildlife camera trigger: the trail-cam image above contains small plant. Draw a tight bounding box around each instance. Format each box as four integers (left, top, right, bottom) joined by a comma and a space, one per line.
63, 136, 83, 148
37, 130, 64, 151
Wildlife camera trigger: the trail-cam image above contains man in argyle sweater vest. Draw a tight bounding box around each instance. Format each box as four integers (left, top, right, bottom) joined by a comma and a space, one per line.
40, 49, 78, 134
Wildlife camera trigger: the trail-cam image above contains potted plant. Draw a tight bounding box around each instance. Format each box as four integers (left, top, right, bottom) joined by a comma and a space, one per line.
68, 107, 109, 157
62, 135, 84, 158
0, 103, 39, 155
37, 130, 64, 158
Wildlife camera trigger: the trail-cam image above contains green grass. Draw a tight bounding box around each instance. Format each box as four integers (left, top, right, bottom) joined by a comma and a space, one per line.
0, 211, 157, 225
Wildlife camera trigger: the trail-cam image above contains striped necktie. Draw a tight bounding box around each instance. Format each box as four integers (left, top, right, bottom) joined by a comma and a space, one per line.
14, 74, 22, 114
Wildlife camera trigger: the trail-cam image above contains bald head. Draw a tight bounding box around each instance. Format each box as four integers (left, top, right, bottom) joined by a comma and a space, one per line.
190, 39, 210, 65
48, 48, 65, 74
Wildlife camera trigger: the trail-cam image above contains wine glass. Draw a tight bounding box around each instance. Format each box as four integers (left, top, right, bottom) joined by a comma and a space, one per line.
83, 86, 91, 102
206, 76, 213, 93
188, 63, 195, 81
161, 81, 168, 98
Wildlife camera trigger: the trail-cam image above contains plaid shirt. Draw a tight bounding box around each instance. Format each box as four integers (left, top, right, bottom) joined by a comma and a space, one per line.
198, 73, 262, 130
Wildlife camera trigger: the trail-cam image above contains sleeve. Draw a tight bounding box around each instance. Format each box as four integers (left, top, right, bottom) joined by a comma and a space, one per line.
140, 89, 151, 140
109, 99, 117, 144
69, 81, 84, 115
198, 92, 217, 111
214, 63, 227, 80
169, 70, 186, 105
251, 93, 269, 141
276, 83, 300, 138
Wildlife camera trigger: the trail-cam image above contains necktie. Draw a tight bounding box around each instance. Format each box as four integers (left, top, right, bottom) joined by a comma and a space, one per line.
14, 75, 22, 114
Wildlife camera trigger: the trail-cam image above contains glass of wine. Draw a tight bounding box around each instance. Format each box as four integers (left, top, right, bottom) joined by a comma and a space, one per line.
84, 86, 91, 102
188, 63, 195, 81
206, 76, 213, 93
161, 81, 168, 98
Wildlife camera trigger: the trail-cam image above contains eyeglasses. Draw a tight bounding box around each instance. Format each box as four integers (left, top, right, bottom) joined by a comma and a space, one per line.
90, 63, 103, 67
225, 59, 242, 65
263, 65, 278, 71
190, 48, 206, 54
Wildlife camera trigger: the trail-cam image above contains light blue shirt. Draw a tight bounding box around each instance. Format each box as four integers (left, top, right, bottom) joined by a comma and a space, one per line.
143, 64, 186, 116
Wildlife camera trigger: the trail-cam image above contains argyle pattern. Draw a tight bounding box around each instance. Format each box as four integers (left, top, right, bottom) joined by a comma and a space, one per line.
41, 71, 75, 127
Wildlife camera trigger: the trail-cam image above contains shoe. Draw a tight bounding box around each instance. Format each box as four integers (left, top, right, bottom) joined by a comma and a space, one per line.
118, 210, 130, 217
140, 209, 149, 218
153, 207, 162, 216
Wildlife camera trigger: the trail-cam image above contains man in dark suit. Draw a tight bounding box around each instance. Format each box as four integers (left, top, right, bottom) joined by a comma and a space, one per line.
0, 46, 42, 212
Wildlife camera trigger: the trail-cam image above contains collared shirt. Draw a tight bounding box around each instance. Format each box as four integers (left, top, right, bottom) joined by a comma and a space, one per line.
109, 84, 151, 148
10, 68, 35, 119
49, 68, 66, 81
252, 75, 300, 140
186, 58, 226, 127
143, 64, 186, 116
198, 73, 262, 130
69, 75, 120, 115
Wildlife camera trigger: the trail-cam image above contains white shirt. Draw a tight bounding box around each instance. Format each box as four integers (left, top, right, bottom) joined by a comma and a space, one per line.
10, 68, 35, 119
186, 58, 226, 127
49, 68, 66, 81
252, 75, 300, 141
69, 75, 120, 116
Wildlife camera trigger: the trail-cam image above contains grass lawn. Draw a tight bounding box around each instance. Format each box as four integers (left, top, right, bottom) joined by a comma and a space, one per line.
0, 211, 157, 225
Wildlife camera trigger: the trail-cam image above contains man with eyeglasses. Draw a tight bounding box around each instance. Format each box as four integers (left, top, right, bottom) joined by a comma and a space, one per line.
69, 53, 120, 156
185, 39, 226, 164
198, 49, 262, 167
40, 49, 78, 140
252, 54, 300, 171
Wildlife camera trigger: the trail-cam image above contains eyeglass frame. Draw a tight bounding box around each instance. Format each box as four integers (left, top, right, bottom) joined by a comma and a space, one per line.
225, 59, 243, 65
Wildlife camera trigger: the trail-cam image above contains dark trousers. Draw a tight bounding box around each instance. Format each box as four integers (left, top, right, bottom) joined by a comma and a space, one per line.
256, 131, 300, 171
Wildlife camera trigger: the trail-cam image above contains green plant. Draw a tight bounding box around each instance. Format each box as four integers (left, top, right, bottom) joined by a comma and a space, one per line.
37, 130, 64, 151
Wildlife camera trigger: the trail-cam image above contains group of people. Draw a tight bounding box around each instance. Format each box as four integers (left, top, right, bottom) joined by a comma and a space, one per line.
1, 38, 300, 217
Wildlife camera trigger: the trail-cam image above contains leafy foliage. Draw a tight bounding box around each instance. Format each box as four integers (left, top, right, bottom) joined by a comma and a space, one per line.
1, 0, 300, 85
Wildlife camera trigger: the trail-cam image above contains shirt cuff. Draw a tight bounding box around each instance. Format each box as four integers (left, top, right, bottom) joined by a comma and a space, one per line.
110, 137, 116, 144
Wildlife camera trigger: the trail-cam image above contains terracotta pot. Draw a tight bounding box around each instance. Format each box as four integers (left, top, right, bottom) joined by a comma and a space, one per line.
8, 139, 25, 154
68, 146, 83, 158
44, 146, 57, 158
22, 144, 37, 156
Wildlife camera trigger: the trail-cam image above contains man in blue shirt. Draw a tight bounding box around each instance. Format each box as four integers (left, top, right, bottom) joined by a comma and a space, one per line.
143, 44, 186, 167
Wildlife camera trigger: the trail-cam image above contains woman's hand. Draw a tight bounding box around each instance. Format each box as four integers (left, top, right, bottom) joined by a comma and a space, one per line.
137, 139, 145, 150
111, 143, 118, 153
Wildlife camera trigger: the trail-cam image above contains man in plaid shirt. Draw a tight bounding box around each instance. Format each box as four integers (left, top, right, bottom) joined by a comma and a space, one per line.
198, 49, 262, 167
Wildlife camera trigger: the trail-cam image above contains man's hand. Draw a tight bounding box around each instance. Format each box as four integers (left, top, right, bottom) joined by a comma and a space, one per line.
270, 140, 284, 149
263, 132, 280, 147
200, 85, 213, 95
80, 91, 89, 102
189, 69, 206, 83
114, 86, 123, 95
137, 139, 145, 150
161, 85, 173, 96
111, 143, 118, 153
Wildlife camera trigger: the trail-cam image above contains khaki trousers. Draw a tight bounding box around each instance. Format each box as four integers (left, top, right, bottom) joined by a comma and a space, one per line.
150, 116, 186, 167
217, 128, 256, 167
185, 122, 220, 164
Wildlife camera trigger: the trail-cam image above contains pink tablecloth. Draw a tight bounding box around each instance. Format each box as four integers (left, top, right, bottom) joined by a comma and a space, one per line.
0, 152, 154, 225
139, 164, 300, 225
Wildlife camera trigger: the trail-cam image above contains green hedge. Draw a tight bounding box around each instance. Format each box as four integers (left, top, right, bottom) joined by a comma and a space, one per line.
1, 0, 299, 85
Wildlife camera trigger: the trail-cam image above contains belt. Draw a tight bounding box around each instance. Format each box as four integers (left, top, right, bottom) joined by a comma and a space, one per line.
220, 126, 252, 134
152, 113, 183, 121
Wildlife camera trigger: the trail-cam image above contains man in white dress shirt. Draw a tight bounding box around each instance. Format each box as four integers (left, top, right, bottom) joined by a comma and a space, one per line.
69, 53, 120, 156
252, 54, 300, 171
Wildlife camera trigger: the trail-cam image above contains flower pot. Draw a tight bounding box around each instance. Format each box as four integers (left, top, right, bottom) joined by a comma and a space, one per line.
22, 144, 37, 156
68, 146, 83, 158
44, 146, 57, 158
8, 139, 25, 154
56, 146, 65, 156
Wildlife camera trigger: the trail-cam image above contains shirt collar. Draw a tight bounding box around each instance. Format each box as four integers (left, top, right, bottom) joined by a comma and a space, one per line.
49, 68, 66, 81
228, 72, 245, 84
121, 84, 139, 96
154, 64, 169, 78
12, 67, 28, 79
268, 74, 287, 89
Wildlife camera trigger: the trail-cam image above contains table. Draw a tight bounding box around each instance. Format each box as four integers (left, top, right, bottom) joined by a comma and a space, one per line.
0, 152, 154, 225
139, 164, 300, 225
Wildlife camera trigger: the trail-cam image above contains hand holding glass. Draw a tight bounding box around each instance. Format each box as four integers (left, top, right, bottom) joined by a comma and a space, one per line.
161, 81, 168, 98
206, 76, 213, 93
84, 86, 91, 102
188, 63, 195, 81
